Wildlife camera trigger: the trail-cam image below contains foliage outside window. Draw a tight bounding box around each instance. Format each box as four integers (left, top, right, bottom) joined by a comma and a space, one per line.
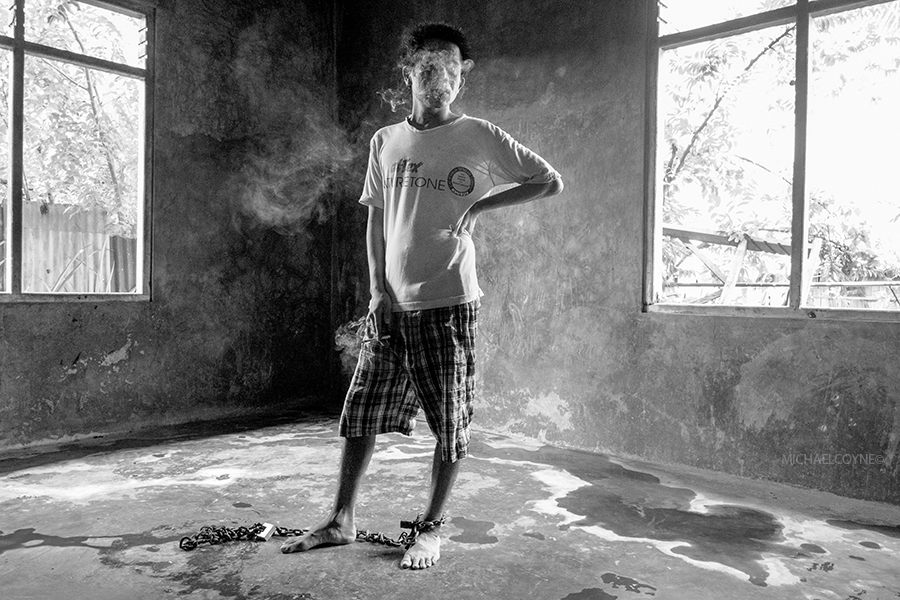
0, 0, 149, 296
650, 0, 900, 315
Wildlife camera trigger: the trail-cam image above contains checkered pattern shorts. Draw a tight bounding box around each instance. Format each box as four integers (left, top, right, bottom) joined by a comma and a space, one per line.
339, 300, 478, 463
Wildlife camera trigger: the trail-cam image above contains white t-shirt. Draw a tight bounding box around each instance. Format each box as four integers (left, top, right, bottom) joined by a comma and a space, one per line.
359, 115, 560, 312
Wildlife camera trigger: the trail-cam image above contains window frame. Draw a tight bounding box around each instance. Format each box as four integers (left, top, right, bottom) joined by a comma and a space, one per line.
0, 0, 155, 302
644, 0, 900, 322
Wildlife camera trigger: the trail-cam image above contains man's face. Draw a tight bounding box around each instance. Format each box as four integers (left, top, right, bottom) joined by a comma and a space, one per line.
407, 40, 465, 110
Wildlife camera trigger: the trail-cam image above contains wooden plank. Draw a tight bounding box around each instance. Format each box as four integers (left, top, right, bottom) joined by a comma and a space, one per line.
720, 237, 749, 304
802, 236, 823, 304
685, 241, 728, 283
663, 225, 791, 255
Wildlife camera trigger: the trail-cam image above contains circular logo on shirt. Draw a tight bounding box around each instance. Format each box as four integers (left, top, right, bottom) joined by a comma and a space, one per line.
447, 167, 475, 196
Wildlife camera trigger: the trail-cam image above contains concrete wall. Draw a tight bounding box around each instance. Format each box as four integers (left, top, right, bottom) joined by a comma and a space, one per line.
2, 0, 897, 507
335, 0, 900, 504
0, 0, 340, 446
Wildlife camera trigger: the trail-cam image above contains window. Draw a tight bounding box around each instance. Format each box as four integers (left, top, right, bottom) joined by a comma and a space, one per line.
648, 0, 900, 317
1, 0, 151, 298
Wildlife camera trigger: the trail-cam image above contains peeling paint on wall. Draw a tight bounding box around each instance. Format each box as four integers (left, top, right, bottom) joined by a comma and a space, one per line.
100, 339, 133, 367
522, 390, 573, 432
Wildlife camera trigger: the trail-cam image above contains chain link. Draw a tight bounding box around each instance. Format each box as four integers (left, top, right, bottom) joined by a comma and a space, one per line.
179, 523, 276, 551
179, 515, 445, 552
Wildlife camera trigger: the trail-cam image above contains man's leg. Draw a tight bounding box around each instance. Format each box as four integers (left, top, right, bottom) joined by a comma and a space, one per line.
281, 434, 376, 553
399, 442, 460, 569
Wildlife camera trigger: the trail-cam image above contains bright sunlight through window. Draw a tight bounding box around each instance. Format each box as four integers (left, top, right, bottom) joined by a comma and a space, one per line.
652, 0, 900, 314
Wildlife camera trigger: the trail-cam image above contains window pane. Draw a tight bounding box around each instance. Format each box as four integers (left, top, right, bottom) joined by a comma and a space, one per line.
0, 51, 8, 293
25, 0, 146, 68
22, 56, 142, 294
660, 0, 796, 37
806, 2, 900, 310
658, 25, 796, 305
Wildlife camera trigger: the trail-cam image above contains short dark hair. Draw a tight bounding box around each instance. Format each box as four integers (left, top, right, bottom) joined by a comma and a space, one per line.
399, 22, 472, 67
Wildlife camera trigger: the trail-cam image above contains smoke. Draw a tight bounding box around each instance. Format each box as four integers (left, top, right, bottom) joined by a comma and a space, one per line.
379, 48, 474, 113
239, 113, 356, 233
379, 86, 409, 113
229, 16, 360, 234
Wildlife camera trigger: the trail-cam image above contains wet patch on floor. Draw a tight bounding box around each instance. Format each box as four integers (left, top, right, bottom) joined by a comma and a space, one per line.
471, 441, 789, 586
600, 572, 657, 595
471, 438, 900, 591
2, 418, 900, 600
561, 588, 617, 600
0, 526, 183, 556
449, 517, 499, 544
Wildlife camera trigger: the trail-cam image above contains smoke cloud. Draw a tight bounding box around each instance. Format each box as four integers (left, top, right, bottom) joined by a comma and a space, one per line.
379, 48, 474, 113
229, 16, 361, 234
238, 113, 356, 233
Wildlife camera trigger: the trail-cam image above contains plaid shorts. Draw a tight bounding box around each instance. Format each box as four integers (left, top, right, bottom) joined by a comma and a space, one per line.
339, 300, 478, 463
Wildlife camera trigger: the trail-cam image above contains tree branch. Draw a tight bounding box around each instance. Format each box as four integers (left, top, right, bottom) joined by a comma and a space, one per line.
667, 25, 796, 184
735, 154, 792, 186
64, 15, 122, 208
38, 57, 88, 92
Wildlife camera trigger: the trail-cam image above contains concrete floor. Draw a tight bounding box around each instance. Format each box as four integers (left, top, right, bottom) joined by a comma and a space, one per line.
1, 411, 899, 600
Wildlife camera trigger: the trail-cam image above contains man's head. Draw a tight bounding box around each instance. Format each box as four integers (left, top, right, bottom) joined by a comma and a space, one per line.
399, 23, 475, 110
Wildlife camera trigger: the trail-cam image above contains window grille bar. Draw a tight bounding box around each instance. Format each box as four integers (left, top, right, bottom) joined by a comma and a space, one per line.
9, 0, 23, 295
24, 40, 145, 79
76, 0, 155, 20
810, 0, 897, 18
644, 0, 662, 307
659, 6, 797, 50
788, 0, 811, 309
658, 0, 895, 50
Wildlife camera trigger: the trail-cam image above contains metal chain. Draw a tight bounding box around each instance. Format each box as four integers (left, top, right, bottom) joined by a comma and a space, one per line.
179, 515, 445, 552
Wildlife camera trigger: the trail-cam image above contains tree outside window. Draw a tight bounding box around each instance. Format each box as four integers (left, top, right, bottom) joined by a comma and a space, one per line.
0, 0, 148, 296
650, 0, 900, 313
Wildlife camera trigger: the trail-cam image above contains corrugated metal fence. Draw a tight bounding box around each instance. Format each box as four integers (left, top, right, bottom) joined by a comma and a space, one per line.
22, 203, 137, 293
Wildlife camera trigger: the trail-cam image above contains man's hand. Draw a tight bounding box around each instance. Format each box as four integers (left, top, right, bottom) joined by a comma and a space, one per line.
366, 290, 393, 340
453, 204, 480, 237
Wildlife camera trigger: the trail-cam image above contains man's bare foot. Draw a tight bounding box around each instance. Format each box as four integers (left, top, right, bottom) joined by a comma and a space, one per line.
399, 527, 441, 569
280, 519, 356, 553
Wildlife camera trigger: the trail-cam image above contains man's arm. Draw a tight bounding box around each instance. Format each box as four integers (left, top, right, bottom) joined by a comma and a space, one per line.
454, 178, 564, 235
366, 204, 392, 337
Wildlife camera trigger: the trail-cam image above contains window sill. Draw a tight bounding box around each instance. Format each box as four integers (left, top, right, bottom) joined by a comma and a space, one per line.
0, 294, 150, 304
644, 303, 900, 322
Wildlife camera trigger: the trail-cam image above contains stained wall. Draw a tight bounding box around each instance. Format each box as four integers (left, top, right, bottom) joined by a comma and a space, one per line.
0, 0, 341, 446
335, 0, 900, 504
1, 0, 897, 507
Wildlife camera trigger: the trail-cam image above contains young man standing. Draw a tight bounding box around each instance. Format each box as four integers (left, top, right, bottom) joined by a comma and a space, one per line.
281, 22, 563, 569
